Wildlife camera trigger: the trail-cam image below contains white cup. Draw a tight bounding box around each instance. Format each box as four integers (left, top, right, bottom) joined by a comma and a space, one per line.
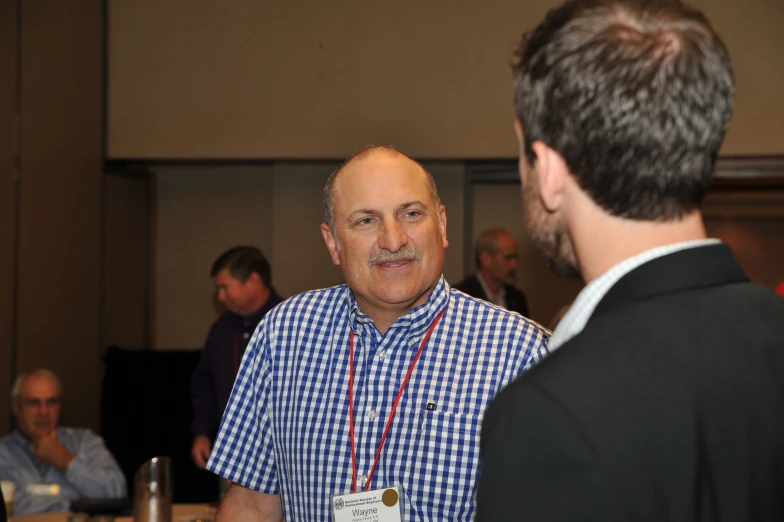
0, 480, 15, 518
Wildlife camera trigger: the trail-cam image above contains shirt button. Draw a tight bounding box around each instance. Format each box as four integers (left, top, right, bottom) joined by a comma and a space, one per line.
359, 475, 368, 486
378, 351, 386, 361
368, 410, 377, 420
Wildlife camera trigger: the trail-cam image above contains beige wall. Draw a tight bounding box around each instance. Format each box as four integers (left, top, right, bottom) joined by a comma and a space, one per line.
151, 162, 467, 349
269, 163, 344, 299
108, 0, 784, 159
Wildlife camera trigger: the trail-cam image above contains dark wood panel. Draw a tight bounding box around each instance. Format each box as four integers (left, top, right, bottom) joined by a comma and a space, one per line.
103, 173, 150, 349
0, 0, 18, 434
17, 0, 104, 431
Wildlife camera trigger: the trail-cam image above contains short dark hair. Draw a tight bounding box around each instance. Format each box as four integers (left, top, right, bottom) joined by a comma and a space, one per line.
210, 246, 271, 287
322, 145, 441, 234
514, 0, 734, 220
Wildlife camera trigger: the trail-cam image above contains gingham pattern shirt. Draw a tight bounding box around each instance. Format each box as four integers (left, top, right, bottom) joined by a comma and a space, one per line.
207, 277, 549, 521
549, 239, 721, 350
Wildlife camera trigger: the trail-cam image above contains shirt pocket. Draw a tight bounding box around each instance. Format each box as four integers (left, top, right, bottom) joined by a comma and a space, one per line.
405, 410, 482, 520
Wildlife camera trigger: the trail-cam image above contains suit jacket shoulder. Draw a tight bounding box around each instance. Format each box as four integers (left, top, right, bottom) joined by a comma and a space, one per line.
480, 245, 784, 522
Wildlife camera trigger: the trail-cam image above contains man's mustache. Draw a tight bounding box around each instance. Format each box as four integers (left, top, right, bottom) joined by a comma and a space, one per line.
369, 247, 422, 265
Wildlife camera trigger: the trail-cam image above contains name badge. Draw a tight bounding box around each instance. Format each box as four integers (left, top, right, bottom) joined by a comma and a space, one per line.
26, 484, 61, 496
332, 485, 403, 522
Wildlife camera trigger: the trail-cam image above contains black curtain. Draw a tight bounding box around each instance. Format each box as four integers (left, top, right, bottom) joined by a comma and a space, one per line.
100, 346, 218, 503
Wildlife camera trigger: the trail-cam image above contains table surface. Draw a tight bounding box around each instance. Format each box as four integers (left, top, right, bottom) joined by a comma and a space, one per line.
11, 503, 214, 522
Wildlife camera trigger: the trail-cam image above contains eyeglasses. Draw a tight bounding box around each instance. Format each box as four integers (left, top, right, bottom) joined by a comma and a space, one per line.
21, 397, 61, 409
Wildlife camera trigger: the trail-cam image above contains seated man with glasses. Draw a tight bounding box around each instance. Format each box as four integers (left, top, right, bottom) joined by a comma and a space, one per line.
0, 369, 127, 515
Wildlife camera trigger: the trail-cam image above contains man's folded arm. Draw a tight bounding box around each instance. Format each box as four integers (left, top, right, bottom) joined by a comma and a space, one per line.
65, 431, 127, 498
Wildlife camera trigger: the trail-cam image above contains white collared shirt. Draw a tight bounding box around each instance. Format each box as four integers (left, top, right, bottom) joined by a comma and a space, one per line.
476, 272, 507, 309
549, 239, 721, 351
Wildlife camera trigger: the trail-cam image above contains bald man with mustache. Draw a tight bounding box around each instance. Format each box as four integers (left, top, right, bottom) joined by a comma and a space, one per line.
206, 145, 550, 522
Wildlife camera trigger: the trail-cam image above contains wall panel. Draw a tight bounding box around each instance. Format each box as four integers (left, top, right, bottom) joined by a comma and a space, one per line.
104, 174, 150, 350
17, 0, 103, 430
0, 0, 18, 433
108, 0, 784, 159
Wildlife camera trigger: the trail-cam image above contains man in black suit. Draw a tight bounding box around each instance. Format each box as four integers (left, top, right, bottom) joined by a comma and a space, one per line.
453, 228, 530, 317
478, 1, 784, 521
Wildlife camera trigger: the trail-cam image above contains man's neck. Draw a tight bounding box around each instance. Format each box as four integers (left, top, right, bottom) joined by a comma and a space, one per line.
572, 209, 708, 283
243, 286, 272, 317
354, 286, 435, 335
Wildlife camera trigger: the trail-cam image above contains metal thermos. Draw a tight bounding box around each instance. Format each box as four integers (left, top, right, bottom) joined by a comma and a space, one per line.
133, 456, 172, 522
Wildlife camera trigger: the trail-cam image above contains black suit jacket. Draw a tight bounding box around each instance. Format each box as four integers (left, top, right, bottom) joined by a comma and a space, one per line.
453, 274, 530, 317
479, 244, 784, 522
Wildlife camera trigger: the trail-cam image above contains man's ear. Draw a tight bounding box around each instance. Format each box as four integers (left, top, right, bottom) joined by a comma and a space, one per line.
245, 272, 263, 288
320, 223, 341, 265
438, 205, 449, 249
513, 119, 524, 151
531, 141, 568, 212
479, 250, 492, 269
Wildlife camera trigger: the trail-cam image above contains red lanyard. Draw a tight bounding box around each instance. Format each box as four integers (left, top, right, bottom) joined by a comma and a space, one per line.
348, 309, 445, 492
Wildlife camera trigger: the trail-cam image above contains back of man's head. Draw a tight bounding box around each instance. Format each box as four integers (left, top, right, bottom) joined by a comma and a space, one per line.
211, 246, 271, 287
514, 0, 734, 221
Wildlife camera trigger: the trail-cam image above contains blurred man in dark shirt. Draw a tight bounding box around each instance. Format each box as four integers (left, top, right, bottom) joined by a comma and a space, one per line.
190, 246, 283, 468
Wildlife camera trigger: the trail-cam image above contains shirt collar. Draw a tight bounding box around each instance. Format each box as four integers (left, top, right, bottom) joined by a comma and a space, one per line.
346, 276, 449, 338
549, 239, 721, 351
476, 272, 506, 306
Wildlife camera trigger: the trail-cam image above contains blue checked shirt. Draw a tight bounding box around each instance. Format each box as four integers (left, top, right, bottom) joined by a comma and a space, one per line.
207, 277, 549, 521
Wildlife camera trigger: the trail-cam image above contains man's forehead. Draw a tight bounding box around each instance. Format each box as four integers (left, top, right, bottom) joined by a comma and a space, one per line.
21, 375, 60, 397
335, 153, 431, 205
214, 268, 239, 284
340, 148, 422, 178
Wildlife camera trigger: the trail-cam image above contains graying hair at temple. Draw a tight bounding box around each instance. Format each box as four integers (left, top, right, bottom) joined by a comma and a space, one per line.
10, 368, 62, 401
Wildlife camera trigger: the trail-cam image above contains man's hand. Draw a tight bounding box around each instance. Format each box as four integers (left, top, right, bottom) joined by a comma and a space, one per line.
34, 430, 74, 472
192, 435, 212, 469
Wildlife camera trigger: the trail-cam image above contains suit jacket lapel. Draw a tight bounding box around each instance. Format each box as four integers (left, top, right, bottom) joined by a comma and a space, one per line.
590, 244, 749, 321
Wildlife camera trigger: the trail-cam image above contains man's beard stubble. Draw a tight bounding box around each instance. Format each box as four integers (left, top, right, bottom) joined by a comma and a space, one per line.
522, 174, 581, 280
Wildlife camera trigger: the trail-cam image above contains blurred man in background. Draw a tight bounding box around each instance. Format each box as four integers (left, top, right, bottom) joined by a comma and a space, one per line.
0, 369, 126, 515
191, 246, 283, 469
454, 228, 530, 317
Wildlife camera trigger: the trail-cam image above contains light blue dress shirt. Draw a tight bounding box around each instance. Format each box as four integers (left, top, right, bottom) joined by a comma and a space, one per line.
0, 428, 127, 515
